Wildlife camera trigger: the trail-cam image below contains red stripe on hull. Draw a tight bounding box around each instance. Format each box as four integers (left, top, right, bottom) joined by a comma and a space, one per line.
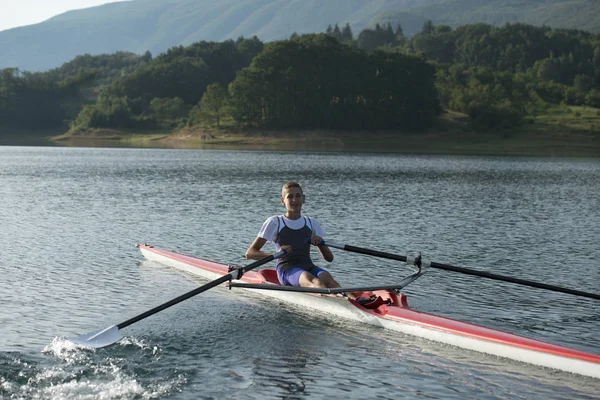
367, 291, 600, 364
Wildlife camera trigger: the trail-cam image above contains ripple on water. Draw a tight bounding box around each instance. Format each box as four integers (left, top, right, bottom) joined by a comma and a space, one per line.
0, 338, 184, 399
2, 149, 600, 399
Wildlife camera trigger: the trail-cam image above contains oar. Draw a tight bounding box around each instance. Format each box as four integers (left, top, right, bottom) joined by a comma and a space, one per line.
228, 269, 424, 294
69, 250, 287, 349
321, 241, 600, 301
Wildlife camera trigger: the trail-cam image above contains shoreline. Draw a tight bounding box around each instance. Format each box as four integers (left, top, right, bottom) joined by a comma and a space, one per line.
48, 126, 600, 158
5, 107, 599, 157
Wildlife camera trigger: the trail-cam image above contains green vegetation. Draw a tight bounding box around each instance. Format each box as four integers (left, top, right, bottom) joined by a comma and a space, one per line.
65, 22, 600, 134
226, 34, 438, 130
65, 37, 263, 132
0, 52, 151, 131
3, 0, 599, 72
190, 83, 230, 128
0, 0, 431, 72
378, 0, 600, 35
1, 20, 600, 156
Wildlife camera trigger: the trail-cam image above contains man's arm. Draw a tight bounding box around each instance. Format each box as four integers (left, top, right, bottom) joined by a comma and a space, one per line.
246, 237, 292, 260
245, 237, 270, 260
309, 232, 334, 262
317, 244, 334, 262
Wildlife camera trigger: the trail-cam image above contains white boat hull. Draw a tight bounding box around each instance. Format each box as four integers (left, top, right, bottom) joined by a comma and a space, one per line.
138, 244, 600, 379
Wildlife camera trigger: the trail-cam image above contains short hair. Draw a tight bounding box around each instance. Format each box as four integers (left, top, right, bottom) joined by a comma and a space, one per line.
282, 181, 303, 195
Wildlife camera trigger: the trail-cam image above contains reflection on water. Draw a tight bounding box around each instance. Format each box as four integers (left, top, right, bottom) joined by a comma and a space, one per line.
1, 146, 599, 399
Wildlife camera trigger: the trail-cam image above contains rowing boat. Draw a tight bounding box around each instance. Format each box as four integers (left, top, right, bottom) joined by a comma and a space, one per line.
137, 243, 600, 379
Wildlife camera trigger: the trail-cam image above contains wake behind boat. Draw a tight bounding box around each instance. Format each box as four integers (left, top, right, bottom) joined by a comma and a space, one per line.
136, 244, 600, 379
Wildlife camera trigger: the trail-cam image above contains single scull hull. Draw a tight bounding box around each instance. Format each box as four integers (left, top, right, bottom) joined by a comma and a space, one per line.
137, 244, 600, 379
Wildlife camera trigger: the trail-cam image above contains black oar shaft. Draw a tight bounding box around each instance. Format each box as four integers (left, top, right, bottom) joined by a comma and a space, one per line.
117, 274, 232, 329
117, 251, 285, 330
344, 244, 407, 263
229, 270, 424, 294
429, 261, 600, 300
325, 241, 600, 301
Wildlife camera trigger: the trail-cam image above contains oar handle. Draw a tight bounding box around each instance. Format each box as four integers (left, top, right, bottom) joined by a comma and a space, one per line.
325, 241, 600, 301
117, 250, 286, 330
323, 241, 408, 263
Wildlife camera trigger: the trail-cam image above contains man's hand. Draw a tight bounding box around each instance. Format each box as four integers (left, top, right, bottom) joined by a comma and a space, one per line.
280, 244, 293, 254
310, 233, 324, 246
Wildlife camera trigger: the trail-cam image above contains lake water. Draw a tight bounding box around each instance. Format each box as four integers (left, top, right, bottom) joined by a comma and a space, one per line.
1, 146, 599, 399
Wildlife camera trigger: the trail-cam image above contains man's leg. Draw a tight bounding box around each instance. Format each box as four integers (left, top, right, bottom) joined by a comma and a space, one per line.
298, 271, 327, 288
315, 271, 340, 288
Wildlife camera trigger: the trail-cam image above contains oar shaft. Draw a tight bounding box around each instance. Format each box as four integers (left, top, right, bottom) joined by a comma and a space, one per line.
117, 250, 286, 329
229, 270, 424, 294
117, 274, 231, 329
429, 260, 600, 300
324, 241, 600, 301
339, 243, 407, 263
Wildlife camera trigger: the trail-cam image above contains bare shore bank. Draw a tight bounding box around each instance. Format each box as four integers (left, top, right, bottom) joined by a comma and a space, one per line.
42, 107, 600, 157
49, 126, 600, 157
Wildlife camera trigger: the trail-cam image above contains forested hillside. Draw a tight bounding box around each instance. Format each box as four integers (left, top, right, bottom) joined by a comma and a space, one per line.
1, 21, 599, 137
78, 34, 438, 131
1, 0, 599, 72
71, 37, 265, 131
378, 0, 600, 35
0, 0, 431, 71
0, 52, 151, 129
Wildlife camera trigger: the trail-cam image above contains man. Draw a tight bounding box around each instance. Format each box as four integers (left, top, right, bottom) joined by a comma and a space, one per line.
245, 181, 341, 289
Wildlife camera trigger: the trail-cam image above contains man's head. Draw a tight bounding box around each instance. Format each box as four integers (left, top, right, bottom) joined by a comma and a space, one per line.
281, 181, 305, 212
281, 181, 303, 196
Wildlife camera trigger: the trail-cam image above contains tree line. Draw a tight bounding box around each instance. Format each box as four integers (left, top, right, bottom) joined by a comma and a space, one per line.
349, 21, 600, 127
0, 52, 151, 129
1, 21, 599, 134
68, 34, 438, 131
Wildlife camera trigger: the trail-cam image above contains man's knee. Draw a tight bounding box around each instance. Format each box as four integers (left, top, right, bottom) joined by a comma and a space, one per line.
299, 272, 320, 287
318, 273, 340, 288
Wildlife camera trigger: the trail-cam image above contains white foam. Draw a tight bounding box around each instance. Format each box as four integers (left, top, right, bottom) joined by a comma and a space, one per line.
43, 336, 92, 364
30, 338, 181, 399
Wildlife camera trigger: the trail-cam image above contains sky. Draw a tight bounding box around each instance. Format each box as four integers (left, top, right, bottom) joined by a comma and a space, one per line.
0, 0, 127, 32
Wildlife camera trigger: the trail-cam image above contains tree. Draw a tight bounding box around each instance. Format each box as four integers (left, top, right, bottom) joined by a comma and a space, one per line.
385, 23, 394, 38
412, 27, 455, 63
71, 95, 134, 129
357, 27, 394, 51
534, 58, 561, 82
332, 24, 342, 41
150, 97, 187, 123
422, 20, 434, 35
395, 24, 404, 38
574, 74, 592, 93
196, 83, 229, 128
341, 23, 353, 42
585, 89, 600, 107
236, 36, 264, 65
227, 34, 440, 130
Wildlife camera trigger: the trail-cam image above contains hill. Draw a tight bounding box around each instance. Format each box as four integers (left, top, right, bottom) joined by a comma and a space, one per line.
377, 0, 600, 35
3, 0, 599, 72
0, 0, 434, 71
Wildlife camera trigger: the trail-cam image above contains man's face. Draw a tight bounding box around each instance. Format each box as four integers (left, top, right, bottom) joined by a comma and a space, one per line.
281, 187, 304, 211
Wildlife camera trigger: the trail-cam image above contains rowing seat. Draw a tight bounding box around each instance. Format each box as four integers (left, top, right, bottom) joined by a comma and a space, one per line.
258, 269, 281, 284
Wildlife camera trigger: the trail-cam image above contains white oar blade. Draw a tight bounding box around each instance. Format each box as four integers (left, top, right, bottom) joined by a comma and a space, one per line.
69, 325, 121, 349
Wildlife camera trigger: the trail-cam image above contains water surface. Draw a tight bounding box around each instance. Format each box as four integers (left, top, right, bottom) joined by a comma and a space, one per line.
1, 146, 599, 399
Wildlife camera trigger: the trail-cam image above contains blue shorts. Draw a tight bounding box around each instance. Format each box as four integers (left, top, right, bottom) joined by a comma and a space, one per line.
277, 266, 328, 287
